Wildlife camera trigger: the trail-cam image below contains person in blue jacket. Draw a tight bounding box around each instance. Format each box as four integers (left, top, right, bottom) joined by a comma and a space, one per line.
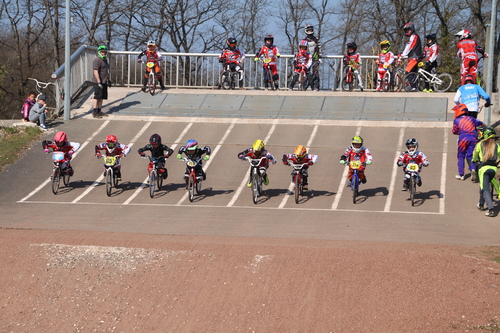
454, 74, 491, 119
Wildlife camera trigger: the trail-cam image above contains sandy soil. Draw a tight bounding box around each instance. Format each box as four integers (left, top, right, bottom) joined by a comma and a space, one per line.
1, 229, 499, 332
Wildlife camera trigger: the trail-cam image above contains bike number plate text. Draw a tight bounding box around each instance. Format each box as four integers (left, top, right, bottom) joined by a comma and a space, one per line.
350, 161, 361, 169
104, 156, 117, 166
407, 163, 419, 171
52, 152, 65, 162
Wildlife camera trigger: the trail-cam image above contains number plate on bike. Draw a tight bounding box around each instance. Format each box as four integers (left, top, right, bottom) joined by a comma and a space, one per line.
350, 161, 361, 169
52, 152, 65, 161
146, 62, 155, 68
104, 156, 117, 166
407, 163, 419, 171
187, 160, 197, 167
263, 58, 272, 63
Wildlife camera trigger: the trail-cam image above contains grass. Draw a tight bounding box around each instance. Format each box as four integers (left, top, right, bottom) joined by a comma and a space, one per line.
0, 126, 42, 172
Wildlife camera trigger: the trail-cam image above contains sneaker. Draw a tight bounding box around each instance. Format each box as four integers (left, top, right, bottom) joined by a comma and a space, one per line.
455, 174, 465, 181
402, 183, 409, 191
103, 171, 107, 177
417, 179, 422, 187
98, 112, 109, 117
477, 203, 486, 211
485, 210, 495, 217
116, 176, 122, 181
92, 113, 102, 119
361, 177, 367, 184
471, 170, 478, 182
141, 86, 147, 92
263, 174, 269, 186
68, 167, 74, 176
247, 181, 252, 188
303, 185, 308, 191
39, 124, 48, 131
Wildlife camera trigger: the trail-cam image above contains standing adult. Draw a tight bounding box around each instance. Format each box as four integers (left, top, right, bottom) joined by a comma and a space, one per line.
92, 45, 111, 118
455, 29, 488, 85
454, 74, 491, 119
301, 24, 322, 91
399, 22, 423, 91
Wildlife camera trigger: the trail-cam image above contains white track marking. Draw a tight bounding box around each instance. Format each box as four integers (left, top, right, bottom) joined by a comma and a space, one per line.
227, 119, 279, 207
72, 121, 153, 203
384, 128, 405, 212
122, 122, 193, 205
279, 122, 320, 209
19, 120, 110, 202
175, 120, 236, 205
331, 126, 362, 210
439, 129, 448, 214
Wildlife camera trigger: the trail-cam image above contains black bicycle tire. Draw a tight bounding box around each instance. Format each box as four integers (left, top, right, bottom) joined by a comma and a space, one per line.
382, 71, 390, 92
149, 170, 156, 198
410, 176, 416, 206
252, 172, 259, 204
188, 173, 195, 202
433, 73, 453, 92
196, 178, 202, 194
52, 167, 60, 195
113, 167, 118, 187
352, 174, 358, 204
394, 73, 403, 92
294, 174, 300, 204
106, 168, 113, 197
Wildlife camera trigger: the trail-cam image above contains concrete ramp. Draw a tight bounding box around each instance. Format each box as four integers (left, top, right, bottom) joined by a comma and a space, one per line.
115, 90, 449, 121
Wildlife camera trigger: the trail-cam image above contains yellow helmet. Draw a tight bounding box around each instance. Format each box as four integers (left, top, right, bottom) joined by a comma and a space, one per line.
379, 40, 391, 53
294, 145, 307, 159
351, 136, 363, 152
252, 140, 265, 152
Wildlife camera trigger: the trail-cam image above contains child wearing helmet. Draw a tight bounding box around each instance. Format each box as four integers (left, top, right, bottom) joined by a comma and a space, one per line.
301, 24, 322, 91
399, 23, 423, 91
340, 136, 372, 186
218, 37, 246, 89
238, 140, 277, 187
282, 145, 318, 191
452, 103, 484, 181
472, 127, 500, 217
289, 41, 312, 90
95, 135, 131, 181
138, 134, 174, 179
376, 40, 395, 91
92, 45, 111, 118
343, 42, 364, 91
422, 34, 439, 92
453, 74, 491, 119
138, 40, 166, 91
455, 30, 488, 85
176, 139, 212, 186
396, 138, 429, 191
42, 131, 81, 176
254, 35, 281, 90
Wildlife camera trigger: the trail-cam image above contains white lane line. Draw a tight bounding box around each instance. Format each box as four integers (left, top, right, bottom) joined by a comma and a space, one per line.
384, 127, 405, 212
175, 120, 236, 206
331, 126, 362, 210
122, 122, 193, 205
19, 120, 110, 202
439, 129, 448, 214
278, 122, 319, 209
18, 200, 444, 214
72, 121, 153, 203
227, 119, 279, 207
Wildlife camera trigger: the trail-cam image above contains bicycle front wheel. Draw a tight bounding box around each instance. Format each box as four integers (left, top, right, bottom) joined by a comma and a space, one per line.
149, 170, 157, 198
52, 167, 61, 195
410, 177, 416, 206
148, 74, 156, 96
106, 168, 113, 197
251, 172, 259, 204
294, 174, 301, 204
352, 174, 359, 204
433, 73, 453, 92
342, 74, 354, 91
188, 173, 195, 202
221, 73, 230, 90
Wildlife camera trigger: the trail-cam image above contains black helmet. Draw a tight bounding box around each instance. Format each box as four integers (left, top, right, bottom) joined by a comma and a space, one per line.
264, 34, 274, 46
149, 133, 162, 145
305, 24, 314, 35
226, 37, 237, 50
425, 33, 437, 46
346, 42, 357, 54
405, 138, 418, 156
403, 23, 415, 36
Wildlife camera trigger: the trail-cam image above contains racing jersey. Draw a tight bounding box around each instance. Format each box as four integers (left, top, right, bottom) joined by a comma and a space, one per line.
219, 48, 246, 64
401, 34, 423, 59
294, 51, 312, 69
302, 35, 321, 60
378, 51, 395, 68
42, 141, 81, 160
425, 43, 439, 62
452, 116, 484, 137
138, 50, 163, 63
255, 45, 280, 65
456, 39, 485, 60
397, 151, 429, 172
282, 154, 318, 167
341, 147, 372, 172
238, 149, 276, 168
344, 53, 362, 68
95, 142, 131, 156
454, 83, 491, 112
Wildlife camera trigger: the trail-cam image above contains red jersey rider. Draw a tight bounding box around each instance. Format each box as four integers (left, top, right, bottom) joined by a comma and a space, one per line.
397, 138, 429, 191
138, 40, 166, 91
289, 41, 312, 90
423, 34, 439, 92
455, 29, 488, 85
238, 139, 277, 187
42, 131, 81, 176
137, 134, 174, 180
218, 37, 246, 89
254, 34, 281, 90
95, 135, 131, 181
282, 145, 318, 191
340, 136, 373, 186
376, 40, 395, 91
399, 23, 423, 91
343, 42, 364, 91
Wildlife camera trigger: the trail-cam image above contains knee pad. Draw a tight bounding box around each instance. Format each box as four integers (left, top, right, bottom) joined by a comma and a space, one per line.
272, 74, 279, 81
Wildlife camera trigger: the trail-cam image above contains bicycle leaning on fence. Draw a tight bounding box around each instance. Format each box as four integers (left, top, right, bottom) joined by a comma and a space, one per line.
403, 61, 453, 92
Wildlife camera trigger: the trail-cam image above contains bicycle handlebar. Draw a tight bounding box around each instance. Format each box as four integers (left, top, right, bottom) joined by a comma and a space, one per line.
28, 78, 54, 88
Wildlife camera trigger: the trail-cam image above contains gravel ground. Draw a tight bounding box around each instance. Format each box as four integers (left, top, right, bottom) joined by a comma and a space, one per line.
1, 229, 499, 332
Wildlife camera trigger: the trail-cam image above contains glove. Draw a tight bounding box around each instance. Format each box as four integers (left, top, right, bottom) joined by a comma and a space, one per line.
484, 103, 492, 107
340, 160, 346, 165
484, 53, 489, 58
218, 58, 224, 63
176, 154, 182, 159
140, 153, 145, 157
44, 148, 49, 153
203, 155, 210, 161
119, 154, 124, 158
98, 83, 103, 89
68, 150, 74, 156
276, 53, 281, 58
283, 161, 288, 165
397, 161, 403, 167
365, 160, 372, 165
308, 161, 314, 166
164, 154, 169, 158
106, 80, 112, 88
138, 59, 142, 63
254, 57, 259, 62
96, 152, 102, 158
383, 63, 389, 69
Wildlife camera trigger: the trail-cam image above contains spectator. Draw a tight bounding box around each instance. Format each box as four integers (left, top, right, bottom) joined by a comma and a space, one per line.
92, 45, 111, 118
28, 94, 49, 130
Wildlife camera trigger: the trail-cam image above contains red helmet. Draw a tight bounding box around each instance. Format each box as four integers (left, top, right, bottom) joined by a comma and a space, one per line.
453, 103, 469, 118
464, 74, 475, 84
403, 22, 415, 36
106, 135, 117, 144
54, 131, 67, 143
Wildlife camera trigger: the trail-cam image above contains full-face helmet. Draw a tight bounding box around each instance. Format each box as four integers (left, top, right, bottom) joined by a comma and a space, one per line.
186, 139, 198, 155
346, 42, 357, 55
106, 135, 118, 149
252, 139, 265, 156
425, 33, 437, 46
97, 45, 108, 59
227, 37, 237, 50
299, 40, 308, 53
379, 40, 391, 54
294, 145, 307, 159
453, 103, 469, 119
455, 30, 471, 40
147, 40, 157, 51
54, 131, 68, 147
264, 34, 274, 47
405, 138, 418, 156
403, 23, 415, 36
464, 74, 475, 84
304, 24, 314, 35
149, 133, 162, 147
351, 136, 363, 153
481, 127, 497, 140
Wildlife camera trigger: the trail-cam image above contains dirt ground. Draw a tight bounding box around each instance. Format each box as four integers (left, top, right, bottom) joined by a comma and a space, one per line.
0, 228, 499, 333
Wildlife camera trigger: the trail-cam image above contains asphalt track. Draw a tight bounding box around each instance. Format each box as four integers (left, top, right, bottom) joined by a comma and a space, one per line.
1, 88, 499, 246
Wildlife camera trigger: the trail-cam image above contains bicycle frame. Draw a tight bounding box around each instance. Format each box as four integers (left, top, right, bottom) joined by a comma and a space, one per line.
103, 155, 118, 197
245, 156, 267, 204
405, 162, 420, 206
289, 162, 308, 204
143, 155, 165, 198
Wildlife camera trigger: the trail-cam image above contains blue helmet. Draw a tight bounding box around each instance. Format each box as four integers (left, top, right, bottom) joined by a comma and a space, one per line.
186, 139, 198, 150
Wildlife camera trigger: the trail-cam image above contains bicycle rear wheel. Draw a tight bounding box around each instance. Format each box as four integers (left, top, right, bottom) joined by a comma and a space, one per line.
187, 173, 195, 202
252, 172, 259, 204
52, 167, 61, 195
410, 177, 416, 206
149, 170, 157, 198
106, 168, 113, 197
433, 73, 453, 92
